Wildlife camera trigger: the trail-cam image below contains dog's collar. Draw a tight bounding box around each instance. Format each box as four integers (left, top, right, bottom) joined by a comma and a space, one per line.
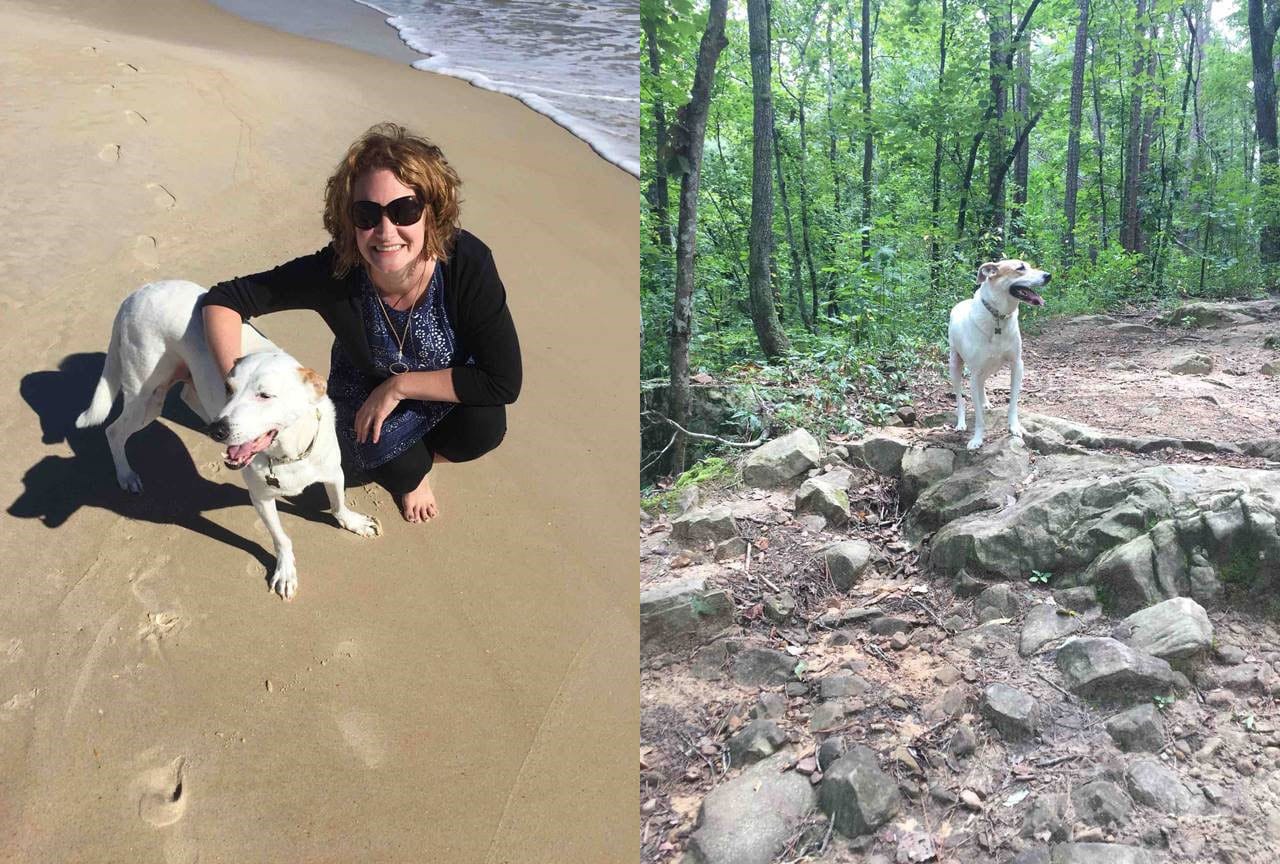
980, 295, 1011, 334
264, 408, 322, 488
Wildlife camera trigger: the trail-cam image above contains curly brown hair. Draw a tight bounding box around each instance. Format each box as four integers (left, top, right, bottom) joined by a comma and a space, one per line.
323, 123, 462, 277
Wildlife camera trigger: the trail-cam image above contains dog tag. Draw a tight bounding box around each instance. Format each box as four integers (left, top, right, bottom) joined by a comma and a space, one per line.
266, 475, 280, 489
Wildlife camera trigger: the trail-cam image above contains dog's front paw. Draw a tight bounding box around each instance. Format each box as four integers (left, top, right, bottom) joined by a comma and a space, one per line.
337, 510, 382, 538
955, 419, 967, 432
966, 435, 984, 451
117, 470, 144, 494
1009, 422, 1026, 439
269, 557, 298, 601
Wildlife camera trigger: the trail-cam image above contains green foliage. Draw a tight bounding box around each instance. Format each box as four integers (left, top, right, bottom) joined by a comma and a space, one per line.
1152, 694, 1174, 712
1028, 570, 1052, 585
641, 455, 737, 513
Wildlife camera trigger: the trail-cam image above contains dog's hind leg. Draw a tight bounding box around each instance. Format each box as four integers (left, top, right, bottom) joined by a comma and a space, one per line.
105, 383, 168, 493
1008, 354, 1026, 439
949, 348, 967, 432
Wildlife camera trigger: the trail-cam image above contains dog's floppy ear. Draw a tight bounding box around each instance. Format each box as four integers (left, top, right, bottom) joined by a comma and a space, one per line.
977, 262, 1000, 285
298, 367, 326, 400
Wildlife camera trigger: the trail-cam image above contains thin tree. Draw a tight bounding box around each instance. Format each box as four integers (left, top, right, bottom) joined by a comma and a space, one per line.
1064, 0, 1090, 261
1121, 0, 1149, 252
860, 0, 875, 264
1011, 30, 1031, 240
1248, 0, 1280, 266
668, 0, 729, 474
642, 9, 672, 249
986, 0, 1011, 255
747, 0, 790, 358
929, 0, 950, 290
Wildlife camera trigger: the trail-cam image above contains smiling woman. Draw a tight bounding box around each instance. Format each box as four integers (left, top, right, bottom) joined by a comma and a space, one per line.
202, 123, 521, 525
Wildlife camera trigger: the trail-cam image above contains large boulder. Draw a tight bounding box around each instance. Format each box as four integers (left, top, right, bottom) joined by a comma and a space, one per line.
1020, 603, 1084, 656
795, 476, 850, 524
1104, 703, 1164, 753
672, 505, 740, 547
731, 647, 797, 687
1120, 597, 1213, 664
899, 446, 956, 507
1125, 758, 1202, 815
742, 429, 821, 488
1055, 637, 1186, 705
683, 751, 817, 864
1049, 844, 1159, 864
1070, 780, 1133, 828
847, 430, 910, 477
819, 745, 902, 838
641, 575, 734, 657
904, 439, 1031, 544
981, 683, 1040, 739
823, 540, 874, 590
976, 584, 1020, 624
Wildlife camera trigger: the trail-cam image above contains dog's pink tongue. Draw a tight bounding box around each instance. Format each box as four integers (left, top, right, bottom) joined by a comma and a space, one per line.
225, 431, 273, 464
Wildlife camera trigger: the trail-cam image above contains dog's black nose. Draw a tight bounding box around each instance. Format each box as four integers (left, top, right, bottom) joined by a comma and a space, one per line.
207, 419, 230, 442
1042, 272, 1052, 283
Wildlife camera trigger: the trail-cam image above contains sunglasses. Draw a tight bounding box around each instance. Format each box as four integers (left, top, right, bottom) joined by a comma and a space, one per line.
351, 196, 425, 230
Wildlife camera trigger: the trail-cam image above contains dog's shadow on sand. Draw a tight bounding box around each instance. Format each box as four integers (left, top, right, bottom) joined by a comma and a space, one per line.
10, 353, 361, 585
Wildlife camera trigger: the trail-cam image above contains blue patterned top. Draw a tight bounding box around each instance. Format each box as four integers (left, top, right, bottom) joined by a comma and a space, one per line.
328, 263, 457, 469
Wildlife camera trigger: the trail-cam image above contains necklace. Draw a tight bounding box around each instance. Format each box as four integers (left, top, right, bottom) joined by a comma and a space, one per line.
375, 263, 431, 375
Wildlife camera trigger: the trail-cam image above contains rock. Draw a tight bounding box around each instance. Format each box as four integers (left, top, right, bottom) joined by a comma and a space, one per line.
976, 584, 1020, 624
889, 632, 910, 651
906, 439, 1032, 544
1055, 638, 1186, 705
727, 719, 788, 766
982, 683, 1040, 739
1071, 780, 1132, 828
752, 692, 788, 719
900, 446, 957, 507
731, 647, 796, 687
1125, 758, 1202, 815
959, 789, 983, 811
795, 476, 851, 524
1011, 849, 1051, 864
847, 431, 910, 477
1160, 301, 1267, 328
763, 592, 796, 623
928, 781, 958, 805
868, 616, 913, 636
810, 701, 852, 732
819, 673, 867, 700
819, 745, 902, 838
1263, 361, 1280, 377
1049, 843, 1159, 864
1104, 703, 1164, 753
1021, 793, 1070, 841
1120, 597, 1213, 664
1214, 644, 1246, 665
676, 484, 700, 515
795, 514, 827, 533
948, 723, 977, 757
1019, 603, 1084, 656
816, 606, 882, 628
823, 541, 874, 590
817, 735, 847, 771
922, 684, 968, 722
641, 575, 734, 657
684, 751, 817, 864
1054, 586, 1099, 612
672, 505, 740, 547
742, 429, 821, 488
1169, 353, 1214, 375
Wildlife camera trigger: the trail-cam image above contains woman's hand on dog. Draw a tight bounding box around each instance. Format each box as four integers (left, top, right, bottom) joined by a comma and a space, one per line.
355, 377, 404, 444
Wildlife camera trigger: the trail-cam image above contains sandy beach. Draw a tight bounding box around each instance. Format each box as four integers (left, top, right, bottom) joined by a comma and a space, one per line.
0, 1, 638, 861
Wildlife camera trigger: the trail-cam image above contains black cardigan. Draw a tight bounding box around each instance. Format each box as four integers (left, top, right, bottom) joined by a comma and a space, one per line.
202, 230, 521, 406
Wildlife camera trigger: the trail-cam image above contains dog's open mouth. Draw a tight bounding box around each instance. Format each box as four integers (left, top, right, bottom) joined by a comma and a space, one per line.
1010, 284, 1046, 306
223, 429, 278, 469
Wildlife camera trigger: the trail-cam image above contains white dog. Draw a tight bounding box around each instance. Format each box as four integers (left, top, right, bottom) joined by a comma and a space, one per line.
76, 279, 381, 599
948, 259, 1050, 450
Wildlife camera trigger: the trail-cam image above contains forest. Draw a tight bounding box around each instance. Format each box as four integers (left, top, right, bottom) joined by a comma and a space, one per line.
640, 0, 1279, 485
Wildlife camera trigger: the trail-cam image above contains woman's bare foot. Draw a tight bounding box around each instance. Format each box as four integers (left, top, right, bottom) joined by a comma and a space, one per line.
400, 473, 438, 523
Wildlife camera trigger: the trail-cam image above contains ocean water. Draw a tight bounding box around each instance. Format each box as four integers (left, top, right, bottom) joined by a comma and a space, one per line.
355, 0, 638, 177
212, 0, 638, 176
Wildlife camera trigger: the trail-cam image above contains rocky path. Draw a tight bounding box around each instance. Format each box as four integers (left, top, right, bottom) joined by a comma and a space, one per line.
641, 301, 1280, 864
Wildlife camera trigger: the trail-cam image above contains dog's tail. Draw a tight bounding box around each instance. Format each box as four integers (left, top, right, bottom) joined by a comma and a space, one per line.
75, 320, 123, 429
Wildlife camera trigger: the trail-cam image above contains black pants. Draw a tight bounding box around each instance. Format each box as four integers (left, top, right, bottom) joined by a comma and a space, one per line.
363, 404, 506, 496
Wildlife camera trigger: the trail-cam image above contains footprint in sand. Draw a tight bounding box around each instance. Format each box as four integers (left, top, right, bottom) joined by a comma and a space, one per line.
117, 61, 141, 73
125, 109, 148, 125
334, 709, 387, 769
134, 235, 159, 268
147, 182, 176, 209
137, 756, 187, 827
98, 143, 121, 162
96, 83, 116, 95
80, 45, 98, 56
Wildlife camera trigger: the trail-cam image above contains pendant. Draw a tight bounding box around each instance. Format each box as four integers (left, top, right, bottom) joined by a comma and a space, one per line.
389, 360, 409, 375
266, 475, 280, 489
994, 326, 1002, 334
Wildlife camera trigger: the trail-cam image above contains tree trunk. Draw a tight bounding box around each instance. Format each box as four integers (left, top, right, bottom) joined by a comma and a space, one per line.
860, 0, 874, 264
824, 9, 842, 215
1063, 0, 1090, 261
668, 0, 729, 475
986, 0, 1010, 256
1248, 0, 1280, 265
1011, 33, 1030, 240
642, 13, 672, 249
1120, 0, 1148, 253
1191, 0, 1211, 153
1090, 32, 1109, 250
747, 0, 789, 358
772, 123, 812, 331
930, 0, 949, 289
